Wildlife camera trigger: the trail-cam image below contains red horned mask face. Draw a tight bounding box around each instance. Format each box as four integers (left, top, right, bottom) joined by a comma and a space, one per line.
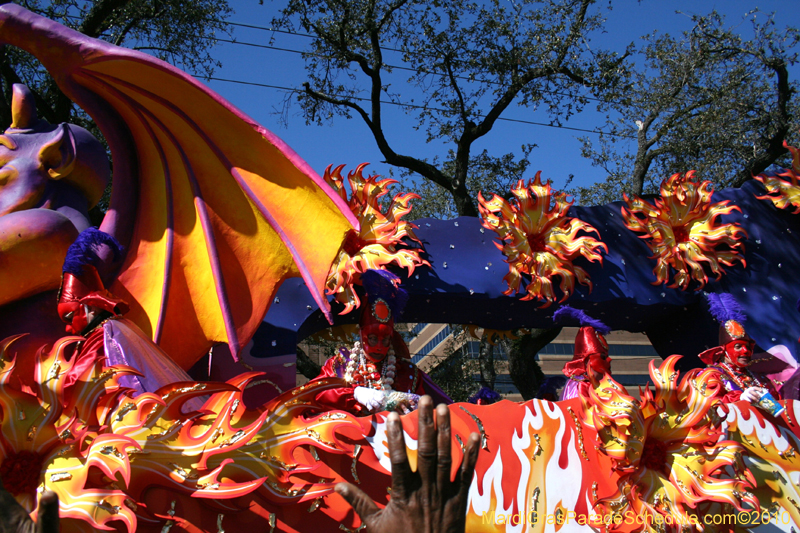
359, 297, 395, 362
57, 301, 89, 335
587, 352, 611, 377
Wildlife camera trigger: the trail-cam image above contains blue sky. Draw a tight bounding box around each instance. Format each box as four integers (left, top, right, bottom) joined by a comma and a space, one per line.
202, 0, 800, 195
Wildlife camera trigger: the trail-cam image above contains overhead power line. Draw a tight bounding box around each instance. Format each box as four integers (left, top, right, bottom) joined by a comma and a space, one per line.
201, 75, 632, 138
218, 26, 611, 105
52, 12, 629, 137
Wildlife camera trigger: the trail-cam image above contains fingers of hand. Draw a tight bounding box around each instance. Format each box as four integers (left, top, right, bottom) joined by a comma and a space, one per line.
458, 432, 481, 504
416, 396, 437, 488
37, 491, 59, 533
435, 404, 453, 493
387, 412, 411, 501
335, 482, 379, 520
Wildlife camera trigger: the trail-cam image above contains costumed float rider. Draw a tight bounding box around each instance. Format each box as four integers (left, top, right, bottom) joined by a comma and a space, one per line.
553, 306, 612, 401
699, 293, 784, 415
58, 228, 199, 396
313, 270, 451, 415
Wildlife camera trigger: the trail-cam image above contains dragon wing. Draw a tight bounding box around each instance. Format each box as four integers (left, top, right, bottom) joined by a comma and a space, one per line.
0, 5, 357, 368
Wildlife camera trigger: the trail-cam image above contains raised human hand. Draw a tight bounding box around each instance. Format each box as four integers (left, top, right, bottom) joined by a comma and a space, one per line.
335, 396, 480, 533
0, 476, 59, 533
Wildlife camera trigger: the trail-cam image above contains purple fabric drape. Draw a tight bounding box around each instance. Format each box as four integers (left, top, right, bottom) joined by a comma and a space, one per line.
559, 377, 584, 401
103, 318, 205, 411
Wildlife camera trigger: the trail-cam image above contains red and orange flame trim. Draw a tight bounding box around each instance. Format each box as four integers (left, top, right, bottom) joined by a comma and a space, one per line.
324, 164, 429, 314
756, 140, 800, 213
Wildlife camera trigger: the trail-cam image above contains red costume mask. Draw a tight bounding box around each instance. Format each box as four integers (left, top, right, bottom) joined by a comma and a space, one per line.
563, 326, 611, 379
57, 265, 128, 335
587, 353, 612, 376
699, 319, 755, 367
360, 297, 394, 362
723, 340, 754, 368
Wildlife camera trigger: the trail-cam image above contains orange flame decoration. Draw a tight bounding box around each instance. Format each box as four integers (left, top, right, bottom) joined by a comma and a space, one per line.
584, 355, 759, 532
720, 400, 800, 529
621, 172, 747, 290
478, 173, 607, 305
755, 140, 800, 213
9, 332, 800, 532
324, 164, 429, 314
0, 333, 372, 532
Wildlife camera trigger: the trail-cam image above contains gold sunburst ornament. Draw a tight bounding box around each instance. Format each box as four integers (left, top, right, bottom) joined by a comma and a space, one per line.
621, 172, 747, 290
586, 356, 758, 532
325, 164, 429, 315
478, 173, 607, 305
755, 140, 800, 212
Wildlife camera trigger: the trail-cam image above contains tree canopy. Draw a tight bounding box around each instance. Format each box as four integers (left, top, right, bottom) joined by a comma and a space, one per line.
274, 0, 626, 216
275, 1, 800, 214
575, 10, 800, 205
0, 0, 232, 131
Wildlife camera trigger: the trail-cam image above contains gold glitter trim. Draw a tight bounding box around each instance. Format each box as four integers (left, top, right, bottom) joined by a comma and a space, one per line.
457, 406, 488, 450
162, 383, 206, 402
306, 428, 337, 449
455, 434, 466, 454
259, 453, 298, 471
339, 525, 366, 533
116, 402, 137, 421
532, 434, 542, 460
351, 444, 362, 484
307, 498, 322, 513
531, 487, 540, 514
319, 412, 348, 421
567, 407, 589, 460
219, 429, 246, 448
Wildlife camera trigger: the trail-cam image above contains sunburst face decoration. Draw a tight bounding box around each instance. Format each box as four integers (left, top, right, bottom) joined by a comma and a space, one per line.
756, 140, 800, 212
324, 164, 429, 314
0, 334, 142, 531
478, 173, 607, 305
585, 356, 758, 532
621, 172, 747, 290
0, 332, 356, 532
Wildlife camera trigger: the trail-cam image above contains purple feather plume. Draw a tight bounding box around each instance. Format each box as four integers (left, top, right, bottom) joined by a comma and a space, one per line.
468, 387, 502, 405
705, 293, 746, 324
553, 305, 611, 335
361, 269, 409, 319
63, 227, 123, 275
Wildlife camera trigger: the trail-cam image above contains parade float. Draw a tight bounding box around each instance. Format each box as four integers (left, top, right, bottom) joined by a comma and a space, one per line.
0, 5, 799, 532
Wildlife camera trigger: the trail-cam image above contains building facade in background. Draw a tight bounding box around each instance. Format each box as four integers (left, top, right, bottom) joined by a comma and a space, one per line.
298, 324, 661, 401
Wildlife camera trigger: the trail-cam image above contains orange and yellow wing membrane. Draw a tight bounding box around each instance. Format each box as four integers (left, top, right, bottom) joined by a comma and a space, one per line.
0, 5, 357, 369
